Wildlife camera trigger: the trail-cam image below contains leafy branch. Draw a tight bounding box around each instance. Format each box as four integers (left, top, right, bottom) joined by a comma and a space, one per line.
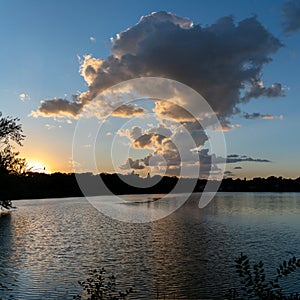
226, 253, 300, 299
74, 267, 133, 300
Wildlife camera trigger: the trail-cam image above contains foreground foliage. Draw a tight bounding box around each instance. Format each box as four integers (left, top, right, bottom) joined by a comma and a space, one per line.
0, 112, 26, 175
226, 253, 300, 299
0, 112, 27, 209
0, 199, 15, 210
2, 254, 300, 299
74, 267, 133, 300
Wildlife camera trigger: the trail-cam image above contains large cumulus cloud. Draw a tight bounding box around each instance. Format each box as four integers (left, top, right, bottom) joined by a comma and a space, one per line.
32, 11, 284, 120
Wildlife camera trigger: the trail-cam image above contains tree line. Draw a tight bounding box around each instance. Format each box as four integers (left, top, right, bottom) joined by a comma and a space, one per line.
2, 172, 300, 203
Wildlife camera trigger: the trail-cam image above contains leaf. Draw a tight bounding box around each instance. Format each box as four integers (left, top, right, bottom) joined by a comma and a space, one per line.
277, 268, 281, 275
283, 260, 287, 268
241, 253, 248, 261
242, 259, 250, 266
288, 266, 295, 272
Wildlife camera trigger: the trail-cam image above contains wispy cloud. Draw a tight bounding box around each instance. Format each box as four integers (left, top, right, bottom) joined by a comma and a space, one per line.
224, 170, 234, 177
226, 154, 271, 164
45, 124, 56, 130
242, 112, 284, 120
45, 123, 62, 130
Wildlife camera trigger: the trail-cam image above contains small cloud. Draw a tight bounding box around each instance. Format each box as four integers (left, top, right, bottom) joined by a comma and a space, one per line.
66, 119, 72, 124
128, 158, 145, 170
106, 132, 113, 136
111, 104, 146, 118
45, 124, 56, 130
242, 112, 284, 120
69, 158, 81, 169
220, 123, 242, 132
90, 36, 96, 42
224, 170, 234, 177
261, 114, 276, 119
19, 93, 30, 102
261, 114, 284, 120
228, 154, 239, 158
243, 112, 261, 119
227, 155, 271, 163
30, 97, 82, 118
242, 82, 285, 102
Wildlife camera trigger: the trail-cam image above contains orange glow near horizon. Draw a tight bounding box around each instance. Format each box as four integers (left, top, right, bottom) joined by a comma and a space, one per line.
27, 160, 51, 173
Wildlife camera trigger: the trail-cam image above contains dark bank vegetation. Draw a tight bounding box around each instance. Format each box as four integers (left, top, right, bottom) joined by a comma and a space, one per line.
1, 172, 300, 202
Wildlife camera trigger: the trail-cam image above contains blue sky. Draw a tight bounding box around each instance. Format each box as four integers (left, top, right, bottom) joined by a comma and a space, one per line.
1, 0, 300, 178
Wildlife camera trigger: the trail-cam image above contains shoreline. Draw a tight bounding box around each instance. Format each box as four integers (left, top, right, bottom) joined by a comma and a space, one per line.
9, 190, 300, 202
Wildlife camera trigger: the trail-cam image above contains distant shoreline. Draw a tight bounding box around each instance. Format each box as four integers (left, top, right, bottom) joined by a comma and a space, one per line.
9, 190, 300, 204
1, 172, 300, 201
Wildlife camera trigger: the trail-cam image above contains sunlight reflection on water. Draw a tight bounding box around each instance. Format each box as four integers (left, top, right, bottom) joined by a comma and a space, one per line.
1, 193, 300, 299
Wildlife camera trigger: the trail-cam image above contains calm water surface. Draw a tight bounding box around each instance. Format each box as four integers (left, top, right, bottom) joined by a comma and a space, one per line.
1, 193, 300, 299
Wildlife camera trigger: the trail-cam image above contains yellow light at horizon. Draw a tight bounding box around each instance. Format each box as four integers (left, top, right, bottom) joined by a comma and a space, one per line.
27, 160, 50, 173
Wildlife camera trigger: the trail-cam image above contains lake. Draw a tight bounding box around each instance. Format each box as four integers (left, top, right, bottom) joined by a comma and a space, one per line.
1, 193, 300, 299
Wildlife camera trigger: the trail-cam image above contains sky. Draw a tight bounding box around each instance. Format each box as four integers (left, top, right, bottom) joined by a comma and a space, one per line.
1, 0, 300, 179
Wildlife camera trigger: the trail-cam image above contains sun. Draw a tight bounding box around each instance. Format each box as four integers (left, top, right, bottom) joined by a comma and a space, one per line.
27, 160, 50, 173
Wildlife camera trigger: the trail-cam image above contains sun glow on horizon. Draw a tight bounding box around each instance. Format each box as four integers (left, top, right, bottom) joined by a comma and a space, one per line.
27, 160, 50, 174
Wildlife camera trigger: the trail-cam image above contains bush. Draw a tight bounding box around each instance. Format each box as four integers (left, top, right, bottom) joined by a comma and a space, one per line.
225, 253, 300, 299
74, 267, 133, 300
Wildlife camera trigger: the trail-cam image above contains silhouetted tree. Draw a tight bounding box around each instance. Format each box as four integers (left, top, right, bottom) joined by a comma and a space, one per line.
0, 112, 26, 209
